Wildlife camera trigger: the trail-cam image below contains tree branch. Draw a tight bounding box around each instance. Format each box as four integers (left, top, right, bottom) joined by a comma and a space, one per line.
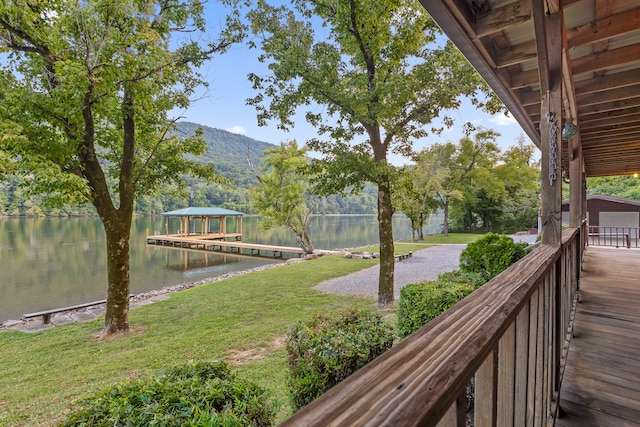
133, 117, 181, 188
0, 17, 58, 65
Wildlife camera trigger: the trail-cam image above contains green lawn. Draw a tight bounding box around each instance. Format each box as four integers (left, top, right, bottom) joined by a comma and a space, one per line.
0, 244, 428, 426
400, 233, 484, 245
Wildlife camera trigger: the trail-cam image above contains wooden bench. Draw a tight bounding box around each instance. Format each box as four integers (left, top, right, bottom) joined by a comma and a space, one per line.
395, 252, 413, 261
23, 295, 134, 325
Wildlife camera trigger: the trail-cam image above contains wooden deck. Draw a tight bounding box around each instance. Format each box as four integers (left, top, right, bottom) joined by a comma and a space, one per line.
558, 247, 640, 426
146, 234, 308, 258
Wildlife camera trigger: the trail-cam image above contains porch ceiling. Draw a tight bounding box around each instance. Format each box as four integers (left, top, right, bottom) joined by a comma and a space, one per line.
420, 0, 640, 178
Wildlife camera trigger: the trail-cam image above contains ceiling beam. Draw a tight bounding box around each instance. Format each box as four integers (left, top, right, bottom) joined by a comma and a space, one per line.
574, 69, 640, 96
582, 130, 640, 141
496, 40, 537, 68
579, 96, 640, 116
516, 88, 540, 106
567, 7, 640, 49
580, 114, 640, 129
576, 85, 640, 107
571, 44, 640, 76
511, 69, 540, 89
579, 106, 640, 124
475, 1, 533, 38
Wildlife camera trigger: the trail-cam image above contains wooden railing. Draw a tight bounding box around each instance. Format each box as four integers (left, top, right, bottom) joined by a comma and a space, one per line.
281, 226, 584, 427
588, 225, 639, 248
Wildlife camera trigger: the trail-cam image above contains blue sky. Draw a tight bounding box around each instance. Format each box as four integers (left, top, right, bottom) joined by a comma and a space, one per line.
176, 3, 533, 166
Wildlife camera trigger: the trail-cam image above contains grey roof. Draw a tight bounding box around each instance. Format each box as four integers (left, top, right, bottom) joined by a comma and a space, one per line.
161, 207, 245, 217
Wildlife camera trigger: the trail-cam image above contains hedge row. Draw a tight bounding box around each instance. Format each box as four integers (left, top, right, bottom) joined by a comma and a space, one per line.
398, 233, 528, 339
285, 308, 395, 410
61, 361, 275, 427
397, 280, 477, 339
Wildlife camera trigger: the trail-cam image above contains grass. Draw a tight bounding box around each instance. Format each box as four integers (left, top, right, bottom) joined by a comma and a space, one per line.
400, 233, 484, 245
0, 244, 431, 426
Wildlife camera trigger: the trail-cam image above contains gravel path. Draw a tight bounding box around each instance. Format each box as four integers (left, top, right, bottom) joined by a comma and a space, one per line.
315, 244, 467, 300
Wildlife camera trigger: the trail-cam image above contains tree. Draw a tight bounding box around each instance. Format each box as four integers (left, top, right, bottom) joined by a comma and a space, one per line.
587, 176, 640, 200
451, 132, 539, 233
249, 140, 315, 253
413, 142, 462, 236
492, 135, 540, 232
452, 129, 503, 231
0, 0, 241, 337
392, 166, 438, 240
246, 0, 501, 305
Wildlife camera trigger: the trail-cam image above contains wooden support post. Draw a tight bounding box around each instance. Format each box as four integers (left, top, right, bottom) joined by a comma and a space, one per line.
535, 4, 563, 245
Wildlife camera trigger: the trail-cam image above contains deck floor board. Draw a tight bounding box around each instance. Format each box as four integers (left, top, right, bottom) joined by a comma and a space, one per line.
559, 247, 640, 426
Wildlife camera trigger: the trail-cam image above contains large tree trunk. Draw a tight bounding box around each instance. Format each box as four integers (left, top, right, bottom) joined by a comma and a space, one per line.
368, 124, 394, 306
442, 200, 450, 236
92, 83, 136, 338
377, 171, 395, 306
101, 214, 133, 337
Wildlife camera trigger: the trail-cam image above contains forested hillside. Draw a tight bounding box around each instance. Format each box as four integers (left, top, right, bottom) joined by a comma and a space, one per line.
0, 122, 377, 216
176, 122, 273, 189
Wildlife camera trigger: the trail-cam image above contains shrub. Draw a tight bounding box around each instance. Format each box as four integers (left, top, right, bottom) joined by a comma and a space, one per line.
436, 269, 486, 287
286, 307, 395, 410
61, 361, 275, 427
397, 281, 476, 339
459, 233, 528, 281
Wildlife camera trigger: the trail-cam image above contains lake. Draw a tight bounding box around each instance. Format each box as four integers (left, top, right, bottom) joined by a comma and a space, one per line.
0, 214, 443, 322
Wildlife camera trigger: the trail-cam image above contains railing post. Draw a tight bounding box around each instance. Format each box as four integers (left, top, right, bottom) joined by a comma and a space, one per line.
475, 347, 498, 427
437, 393, 466, 427
498, 323, 516, 426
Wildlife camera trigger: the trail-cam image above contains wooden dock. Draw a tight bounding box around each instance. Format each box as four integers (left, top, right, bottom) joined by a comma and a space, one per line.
146, 234, 308, 258
558, 247, 640, 426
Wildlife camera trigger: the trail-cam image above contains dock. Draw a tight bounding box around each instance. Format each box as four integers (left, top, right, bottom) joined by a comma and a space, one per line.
146, 234, 308, 258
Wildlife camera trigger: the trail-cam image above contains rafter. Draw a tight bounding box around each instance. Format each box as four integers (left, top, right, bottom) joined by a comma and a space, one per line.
579, 96, 640, 116
579, 106, 640, 124
576, 84, 640, 107
571, 44, 640, 76
496, 40, 537, 68
574, 69, 640, 96
511, 68, 539, 89
567, 6, 640, 49
475, 1, 532, 38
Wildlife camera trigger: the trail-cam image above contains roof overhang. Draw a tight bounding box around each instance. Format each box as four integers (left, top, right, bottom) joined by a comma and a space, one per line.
419, 0, 640, 178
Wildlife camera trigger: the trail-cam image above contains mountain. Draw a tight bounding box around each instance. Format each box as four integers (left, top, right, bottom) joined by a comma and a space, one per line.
173, 122, 376, 215
176, 121, 275, 188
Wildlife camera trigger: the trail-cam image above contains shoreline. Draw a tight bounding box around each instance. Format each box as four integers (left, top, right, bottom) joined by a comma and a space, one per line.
0, 259, 302, 332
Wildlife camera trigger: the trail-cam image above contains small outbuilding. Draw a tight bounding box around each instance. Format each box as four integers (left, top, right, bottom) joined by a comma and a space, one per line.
562, 194, 640, 229
160, 207, 244, 240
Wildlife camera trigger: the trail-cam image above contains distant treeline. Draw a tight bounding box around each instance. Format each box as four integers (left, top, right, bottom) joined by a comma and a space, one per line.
0, 122, 377, 217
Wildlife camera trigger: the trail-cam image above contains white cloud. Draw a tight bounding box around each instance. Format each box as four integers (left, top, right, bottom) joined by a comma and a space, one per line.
226, 125, 247, 135
489, 113, 517, 126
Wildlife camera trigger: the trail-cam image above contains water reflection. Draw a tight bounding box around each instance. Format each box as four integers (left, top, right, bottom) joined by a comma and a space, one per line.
0, 214, 442, 322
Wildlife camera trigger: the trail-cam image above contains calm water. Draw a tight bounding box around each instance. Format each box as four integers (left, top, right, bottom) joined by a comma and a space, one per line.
0, 214, 442, 322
